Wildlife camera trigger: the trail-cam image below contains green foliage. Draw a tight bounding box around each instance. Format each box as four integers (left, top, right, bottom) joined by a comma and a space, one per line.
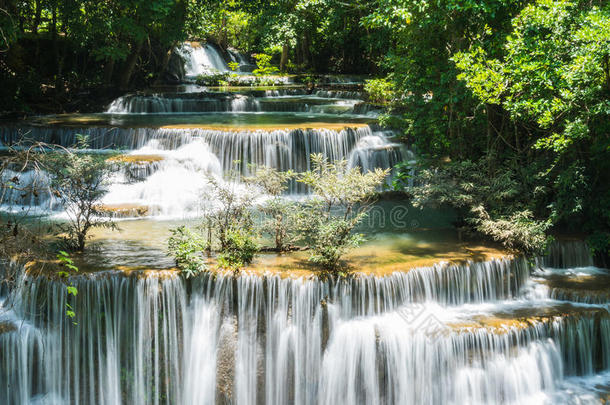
56, 250, 78, 277
364, 78, 394, 104
167, 226, 208, 277
45, 136, 117, 251
299, 154, 389, 212
470, 209, 551, 253
408, 159, 551, 254
198, 172, 260, 271
217, 229, 258, 270
587, 232, 610, 261
293, 202, 366, 275
195, 72, 230, 86
390, 160, 414, 191
452, 0, 610, 247
363, 0, 524, 155
246, 166, 296, 251
252, 53, 279, 76
228, 61, 240, 72
56, 250, 79, 322
295, 154, 389, 272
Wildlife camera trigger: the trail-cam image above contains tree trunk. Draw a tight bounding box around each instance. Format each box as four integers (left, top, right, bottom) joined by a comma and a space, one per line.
219, 15, 227, 49
33, 0, 42, 34
156, 41, 177, 83
51, 4, 58, 70
280, 43, 289, 72
295, 38, 302, 66
77, 233, 86, 252
118, 40, 143, 89
301, 33, 310, 68
103, 58, 115, 85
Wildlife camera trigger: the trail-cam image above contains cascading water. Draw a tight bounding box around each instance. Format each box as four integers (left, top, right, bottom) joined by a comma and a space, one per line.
2, 40, 609, 404
0, 125, 405, 215
105, 93, 371, 115
0, 245, 609, 404
177, 42, 230, 77
227, 49, 256, 73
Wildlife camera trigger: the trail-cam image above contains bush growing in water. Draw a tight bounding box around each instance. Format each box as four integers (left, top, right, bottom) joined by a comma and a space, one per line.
168, 172, 258, 274
45, 136, 118, 251
217, 229, 258, 270
295, 154, 389, 273
167, 158, 388, 275
167, 226, 209, 277
246, 166, 296, 252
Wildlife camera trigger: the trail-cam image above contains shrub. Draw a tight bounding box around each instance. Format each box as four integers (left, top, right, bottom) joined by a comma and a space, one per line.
246, 166, 296, 251
45, 136, 117, 251
293, 201, 366, 273
295, 154, 389, 272
195, 71, 230, 86
408, 159, 551, 254
469, 208, 550, 253
364, 78, 394, 104
217, 228, 258, 270
252, 53, 279, 76
167, 226, 208, 277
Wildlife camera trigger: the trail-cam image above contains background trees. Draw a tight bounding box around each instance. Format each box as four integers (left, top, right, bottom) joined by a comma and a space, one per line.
0, 0, 390, 112
0, 0, 192, 110
367, 0, 609, 259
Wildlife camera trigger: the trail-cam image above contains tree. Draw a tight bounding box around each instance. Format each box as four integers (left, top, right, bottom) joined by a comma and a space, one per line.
409, 159, 550, 253
167, 225, 208, 277
294, 154, 388, 273
246, 165, 296, 252
45, 137, 117, 251
453, 0, 610, 256
362, 0, 525, 155
168, 171, 259, 272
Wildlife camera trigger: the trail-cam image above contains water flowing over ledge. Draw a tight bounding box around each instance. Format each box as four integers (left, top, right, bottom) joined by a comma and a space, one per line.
105, 93, 375, 115
1, 242, 608, 404
1, 124, 409, 214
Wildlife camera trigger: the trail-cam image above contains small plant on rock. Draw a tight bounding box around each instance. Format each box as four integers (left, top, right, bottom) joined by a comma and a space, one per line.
167, 226, 209, 277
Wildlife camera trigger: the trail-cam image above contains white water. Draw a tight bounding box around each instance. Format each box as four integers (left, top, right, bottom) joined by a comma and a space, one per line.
0, 248, 609, 404
105, 93, 370, 115
177, 42, 229, 77
0, 125, 405, 216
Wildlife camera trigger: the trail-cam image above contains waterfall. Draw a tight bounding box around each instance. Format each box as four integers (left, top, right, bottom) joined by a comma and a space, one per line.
227, 49, 256, 73
176, 42, 229, 77
1, 125, 406, 215
105, 94, 372, 115
540, 240, 595, 268
0, 253, 608, 404
106, 94, 262, 114
0, 125, 374, 156
313, 90, 364, 99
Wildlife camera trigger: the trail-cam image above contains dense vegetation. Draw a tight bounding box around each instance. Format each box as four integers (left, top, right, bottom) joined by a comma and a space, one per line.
379, 0, 609, 260
0, 0, 608, 268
